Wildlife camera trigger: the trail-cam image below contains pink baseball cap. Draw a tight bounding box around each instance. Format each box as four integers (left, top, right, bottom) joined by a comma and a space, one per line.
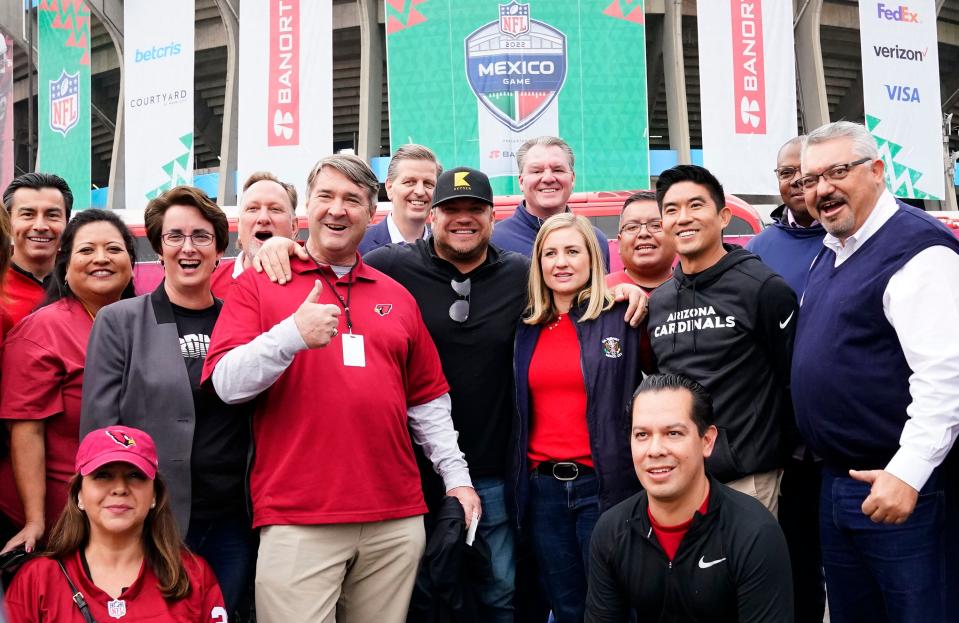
75, 426, 159, 480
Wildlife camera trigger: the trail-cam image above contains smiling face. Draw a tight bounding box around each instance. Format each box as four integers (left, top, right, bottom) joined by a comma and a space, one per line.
159, 205, 222, 294
519, 144, 575, 218
617, 199, 675, 279
386, 158, 438, 224
661, 181, 730, 273
631, 388, 716, 506
540, 226, 591, 310
9, 187, 67, 274
65, 221, 134, 307
802, 138, 884, 242
431, 197, 494, 271
79, 462, 155, 538
305, 166, 374, 265
238, 180, 297, 261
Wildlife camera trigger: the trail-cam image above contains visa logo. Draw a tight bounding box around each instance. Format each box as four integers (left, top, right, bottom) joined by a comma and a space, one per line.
884, 84, 921, 102
877, 4, 920, 23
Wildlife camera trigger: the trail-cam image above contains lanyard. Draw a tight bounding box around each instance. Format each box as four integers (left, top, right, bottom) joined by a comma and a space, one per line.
308, 249, 355, 333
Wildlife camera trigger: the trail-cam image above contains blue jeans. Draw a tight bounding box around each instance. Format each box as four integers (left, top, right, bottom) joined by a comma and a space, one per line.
819, 468, 952, 623
527, 470, 599, 623
186, 513, 258, 619
473, 477, 516, 622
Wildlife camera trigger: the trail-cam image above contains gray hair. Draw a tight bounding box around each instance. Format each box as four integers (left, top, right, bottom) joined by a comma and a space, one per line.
306, 154, 380, 212
516, 136, 575, 173
386, 144, 442, 182
803, 121, 879, 161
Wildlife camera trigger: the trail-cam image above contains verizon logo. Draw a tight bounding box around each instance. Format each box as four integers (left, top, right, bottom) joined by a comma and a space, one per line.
268, 0, 299, 146
731, 0, 766, 134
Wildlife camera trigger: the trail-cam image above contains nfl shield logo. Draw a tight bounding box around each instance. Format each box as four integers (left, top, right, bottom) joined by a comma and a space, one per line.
49, 70, 79, 138
465, 4, 567, 132
107, 598, 127, 619
499, 1, 530, 37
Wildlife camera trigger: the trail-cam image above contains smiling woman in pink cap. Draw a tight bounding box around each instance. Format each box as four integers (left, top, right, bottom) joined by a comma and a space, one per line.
4, 426, 228, 622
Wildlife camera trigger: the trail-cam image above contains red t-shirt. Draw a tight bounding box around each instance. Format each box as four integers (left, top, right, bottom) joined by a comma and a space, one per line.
527, 314, 592, 468
605, 271, 636, 288
648, 492, 711, 561
209, 258, 237, 301
201, 255, 449, 527
0, 298, 92, 529
4, 549, 227, 622
1, 266, 46, 333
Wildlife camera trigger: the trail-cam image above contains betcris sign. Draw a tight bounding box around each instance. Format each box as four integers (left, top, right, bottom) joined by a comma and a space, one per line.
134, 42, 183, 63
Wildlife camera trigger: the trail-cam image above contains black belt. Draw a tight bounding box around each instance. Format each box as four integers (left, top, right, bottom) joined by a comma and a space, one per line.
535, 461, 594, 481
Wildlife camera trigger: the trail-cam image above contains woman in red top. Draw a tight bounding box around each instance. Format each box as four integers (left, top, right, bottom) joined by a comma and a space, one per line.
0, 210, 137, 555
4, 425, 227, 622
512, 214, 643, 623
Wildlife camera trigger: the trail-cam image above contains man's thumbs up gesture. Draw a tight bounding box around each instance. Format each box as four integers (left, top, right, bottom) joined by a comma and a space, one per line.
294, 280, 341, 348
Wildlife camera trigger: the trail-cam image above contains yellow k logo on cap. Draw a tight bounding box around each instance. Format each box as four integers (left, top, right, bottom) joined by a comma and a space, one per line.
454, 171, 471, 189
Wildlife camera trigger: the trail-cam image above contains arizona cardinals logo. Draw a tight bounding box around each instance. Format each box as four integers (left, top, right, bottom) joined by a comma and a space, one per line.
374, 304, 393, 317
105, 430, 136, 448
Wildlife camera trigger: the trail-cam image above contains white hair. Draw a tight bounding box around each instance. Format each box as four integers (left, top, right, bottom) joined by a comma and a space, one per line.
803, 121, 879, 161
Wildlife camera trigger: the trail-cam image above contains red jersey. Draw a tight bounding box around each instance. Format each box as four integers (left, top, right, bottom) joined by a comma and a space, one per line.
0, 298, 92, 528
4, 549, 227, 622
1, 266, 46, 332
209, 257, 238, 301
202, 254, 448, 527
648, 492, 711, 561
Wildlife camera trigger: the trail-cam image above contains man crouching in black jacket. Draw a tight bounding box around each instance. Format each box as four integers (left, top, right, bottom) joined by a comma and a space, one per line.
585, 374, 793, 623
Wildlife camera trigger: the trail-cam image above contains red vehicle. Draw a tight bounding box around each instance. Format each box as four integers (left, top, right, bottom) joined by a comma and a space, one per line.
127, 191, 763, 292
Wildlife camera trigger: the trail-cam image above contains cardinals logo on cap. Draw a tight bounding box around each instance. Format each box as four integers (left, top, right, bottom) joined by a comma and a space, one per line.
374, 304, 393, 316
105, 429, 137, 448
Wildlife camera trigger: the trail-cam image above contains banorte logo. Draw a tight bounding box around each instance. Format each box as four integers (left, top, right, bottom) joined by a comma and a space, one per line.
877, 3, 920, 23
731, 0, 766, 134
268, 0, 299, 147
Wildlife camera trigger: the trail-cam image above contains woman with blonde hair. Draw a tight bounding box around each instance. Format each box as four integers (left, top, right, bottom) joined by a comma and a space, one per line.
510, 213, 644, 623
4, 426, 226, 621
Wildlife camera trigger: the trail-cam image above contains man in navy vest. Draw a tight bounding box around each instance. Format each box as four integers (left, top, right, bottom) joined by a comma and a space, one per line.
792, 121, 959, 623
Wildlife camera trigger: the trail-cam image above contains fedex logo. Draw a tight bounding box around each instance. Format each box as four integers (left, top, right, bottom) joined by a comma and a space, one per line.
877, 4, 920, 23
731, 0, 766, 134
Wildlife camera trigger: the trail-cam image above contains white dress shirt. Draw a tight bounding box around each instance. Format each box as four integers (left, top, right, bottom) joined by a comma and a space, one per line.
386, 212, 430, 244
821, 190, 959, 491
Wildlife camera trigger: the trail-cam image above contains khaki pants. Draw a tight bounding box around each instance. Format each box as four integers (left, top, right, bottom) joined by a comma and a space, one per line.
255, 516, 426, 623
726, 469, 783, 517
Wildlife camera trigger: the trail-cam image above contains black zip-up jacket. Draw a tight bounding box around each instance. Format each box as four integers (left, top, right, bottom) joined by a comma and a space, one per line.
646, 246, 798, 482
585, 476, 794, 622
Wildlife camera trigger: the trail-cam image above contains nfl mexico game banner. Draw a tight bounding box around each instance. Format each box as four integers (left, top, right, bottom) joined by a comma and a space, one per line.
859, 0, 943, 199
386, 0, 649, 194
38, 0, 90, 209
124, 0, 195, 209
697, 0, 797, 196
237, 0, 332, 204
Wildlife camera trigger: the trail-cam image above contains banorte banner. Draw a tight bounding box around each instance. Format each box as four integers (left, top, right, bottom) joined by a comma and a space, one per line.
859, 0, 943, 199
38, 0, 90, 209
386, 0, 649, 194
1, 33, 13, 192
238, 0, 332, 204
697, 0, 797, 195
124, 0, 194, 210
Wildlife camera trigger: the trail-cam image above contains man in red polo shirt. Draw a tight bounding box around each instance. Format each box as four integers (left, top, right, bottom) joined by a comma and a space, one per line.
202, 154, 480, 623
0, 173, 72, 335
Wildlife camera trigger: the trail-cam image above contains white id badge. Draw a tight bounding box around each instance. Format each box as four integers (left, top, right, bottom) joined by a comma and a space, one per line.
342, 333, 366, 367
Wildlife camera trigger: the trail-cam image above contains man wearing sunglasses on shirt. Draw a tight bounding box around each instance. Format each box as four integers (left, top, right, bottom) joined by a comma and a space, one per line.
791, 121, 959, 623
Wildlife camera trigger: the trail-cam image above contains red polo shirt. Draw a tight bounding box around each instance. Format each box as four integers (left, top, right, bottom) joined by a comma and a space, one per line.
209, 257, 238, 301
202, 254, 448, 528
0, 298, 92, 529
5, 549, 226, 622
1, 265, 46, 335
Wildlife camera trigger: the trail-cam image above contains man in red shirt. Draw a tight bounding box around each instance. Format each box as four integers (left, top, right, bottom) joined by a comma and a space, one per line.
606, 190, 675, 292
201, 154, 480, 623
0, 173, 72, 334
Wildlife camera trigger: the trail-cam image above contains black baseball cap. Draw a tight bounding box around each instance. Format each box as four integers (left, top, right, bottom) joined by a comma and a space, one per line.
432, 167, 494, 208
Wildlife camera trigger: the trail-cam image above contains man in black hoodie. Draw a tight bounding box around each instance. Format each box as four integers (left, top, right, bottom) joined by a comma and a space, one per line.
646, 165, 798, 515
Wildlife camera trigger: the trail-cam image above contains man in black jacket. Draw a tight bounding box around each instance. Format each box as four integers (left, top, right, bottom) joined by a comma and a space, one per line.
647, 165, 798, 514
585, 374, 793, 623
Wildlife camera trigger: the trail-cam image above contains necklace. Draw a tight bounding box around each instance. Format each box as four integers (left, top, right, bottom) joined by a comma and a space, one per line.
547, 314, 565, 330
78, 300, 96, 322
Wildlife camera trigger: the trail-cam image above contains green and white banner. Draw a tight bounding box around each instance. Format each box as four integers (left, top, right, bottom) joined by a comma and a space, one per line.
38, 0, 90, 209
386, 0, 648, 194
859, 0, 943, 199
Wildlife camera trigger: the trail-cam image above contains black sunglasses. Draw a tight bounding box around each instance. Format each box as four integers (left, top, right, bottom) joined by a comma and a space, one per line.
449, 278, 471, 323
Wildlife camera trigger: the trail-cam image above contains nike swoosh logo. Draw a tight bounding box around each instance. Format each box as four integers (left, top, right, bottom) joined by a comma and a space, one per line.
698, 556, 726, 569
779, 311, 795, 329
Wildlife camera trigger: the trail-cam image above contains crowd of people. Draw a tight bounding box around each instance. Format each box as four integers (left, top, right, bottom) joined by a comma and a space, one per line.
0, 119, 955, 623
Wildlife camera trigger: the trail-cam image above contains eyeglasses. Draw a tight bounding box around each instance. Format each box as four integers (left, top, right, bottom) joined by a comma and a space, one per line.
619, 220, 663, 235
449, 278, 470, 323
795, 158, 872, 190
773, 166, 801, 182
161, 231, 216, 247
